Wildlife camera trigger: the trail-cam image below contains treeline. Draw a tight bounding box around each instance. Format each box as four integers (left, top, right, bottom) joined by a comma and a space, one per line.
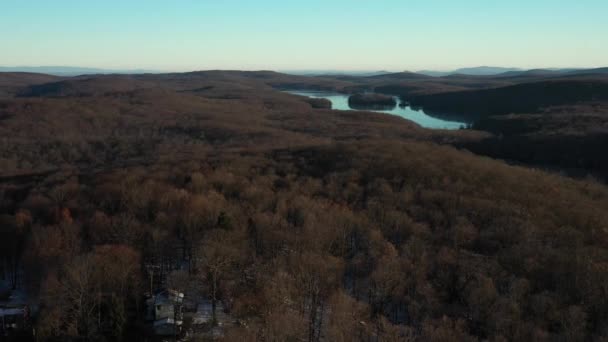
3, 140, 608, 340
401, 80, 608, 120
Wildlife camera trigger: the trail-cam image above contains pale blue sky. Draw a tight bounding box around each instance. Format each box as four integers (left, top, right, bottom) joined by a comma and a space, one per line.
1, 1, 606, 71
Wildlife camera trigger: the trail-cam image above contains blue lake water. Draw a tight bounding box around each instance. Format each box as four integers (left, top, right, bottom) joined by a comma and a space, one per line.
285, 90, 468, 130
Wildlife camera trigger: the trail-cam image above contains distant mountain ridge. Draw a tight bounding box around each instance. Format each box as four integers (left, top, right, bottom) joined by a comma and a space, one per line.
3, 66, 607, 79
418, 66, 522, 77
284, 70, 393, 77
0, 66, 160, 76
416, 66, 608, 77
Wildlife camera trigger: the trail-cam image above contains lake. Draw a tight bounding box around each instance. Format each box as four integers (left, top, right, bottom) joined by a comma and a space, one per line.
284, 90, 469, 130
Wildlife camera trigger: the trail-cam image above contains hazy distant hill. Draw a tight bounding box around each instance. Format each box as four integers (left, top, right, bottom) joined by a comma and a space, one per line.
284, 70, 393, 77
0, 66, 159, 76
566, 67, 608, 76
453, 66, 522, 75
418, 66, 522, 77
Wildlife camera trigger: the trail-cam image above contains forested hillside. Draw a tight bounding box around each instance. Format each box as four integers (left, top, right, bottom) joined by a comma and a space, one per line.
1, 71, 608, 341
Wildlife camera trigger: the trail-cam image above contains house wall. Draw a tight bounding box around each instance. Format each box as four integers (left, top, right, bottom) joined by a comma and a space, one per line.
155, 304, 175, 320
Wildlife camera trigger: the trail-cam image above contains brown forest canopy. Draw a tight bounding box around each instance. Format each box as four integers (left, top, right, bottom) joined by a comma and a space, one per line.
1, 70, 608, 341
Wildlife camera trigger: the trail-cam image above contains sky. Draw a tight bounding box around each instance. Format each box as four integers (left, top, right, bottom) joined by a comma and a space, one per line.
1, 0, 607, 72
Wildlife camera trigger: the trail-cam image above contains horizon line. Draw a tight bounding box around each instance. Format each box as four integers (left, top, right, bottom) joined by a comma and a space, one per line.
1, 65, 607, 74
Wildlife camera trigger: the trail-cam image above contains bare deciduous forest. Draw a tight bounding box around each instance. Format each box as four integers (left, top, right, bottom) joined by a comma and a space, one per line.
1, 70, 608, 341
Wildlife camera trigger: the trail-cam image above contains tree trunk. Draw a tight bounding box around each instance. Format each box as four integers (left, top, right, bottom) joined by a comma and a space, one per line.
308, 293, 319, 342
315, 301, 325, 342
211, 271, 218, 326
10, 257, 18, 290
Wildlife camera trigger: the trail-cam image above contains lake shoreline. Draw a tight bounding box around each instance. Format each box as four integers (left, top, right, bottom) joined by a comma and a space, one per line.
282, 90, 470, 130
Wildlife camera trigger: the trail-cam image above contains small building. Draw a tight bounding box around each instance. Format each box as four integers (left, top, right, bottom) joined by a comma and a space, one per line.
0, 284, 31, 337
145, 289, 184, 336
0, 307, 28, 336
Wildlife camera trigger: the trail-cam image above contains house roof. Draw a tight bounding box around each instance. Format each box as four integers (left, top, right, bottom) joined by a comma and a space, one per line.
154, 289, 184, 305
0, 308, 24, 317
